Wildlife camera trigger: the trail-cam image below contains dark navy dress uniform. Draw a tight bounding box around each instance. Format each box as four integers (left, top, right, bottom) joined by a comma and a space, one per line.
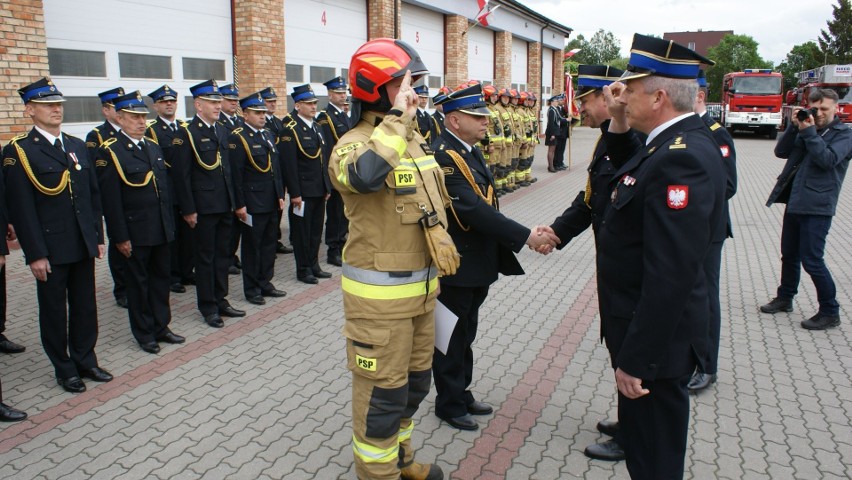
171, 80, 237, 320
261, 87, 291, 252
3, 80, 106, 381
596, 35, 725, 480
219, 84, 245, 270
86, 87, 126, 305
317, 76, 352, 266
431, 86, 529, 423
699, 110, 737, 379
147, 84, 195, 288
414, 84, 438, 144
229, 94, 286, 300
96, 96, 175, 347
280, 86, 331, 282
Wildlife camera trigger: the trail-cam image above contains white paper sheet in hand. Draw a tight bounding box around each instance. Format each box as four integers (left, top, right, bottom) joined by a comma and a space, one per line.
293, 201, 305, 217
434, 300, 459, 355
239, 213, 253, 227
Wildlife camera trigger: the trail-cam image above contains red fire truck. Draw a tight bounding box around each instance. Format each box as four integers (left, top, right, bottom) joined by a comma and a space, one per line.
720, 69, 784, 139
782, 64, 852, 129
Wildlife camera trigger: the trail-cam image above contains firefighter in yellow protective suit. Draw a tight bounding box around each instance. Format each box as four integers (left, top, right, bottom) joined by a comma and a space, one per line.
482, 85, 505, 193
494, 88, 515, 194
329, 38, 460, 480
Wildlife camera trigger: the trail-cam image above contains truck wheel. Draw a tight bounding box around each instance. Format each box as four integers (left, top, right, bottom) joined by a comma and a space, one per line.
768, 128, 778, 140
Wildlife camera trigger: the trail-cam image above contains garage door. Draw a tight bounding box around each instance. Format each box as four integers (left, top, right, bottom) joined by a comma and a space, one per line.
511, 37, 528, 91
285, 0, 368, 108
468, 26, 494, 85
43, 0, 232, 137
401, 2, 445, 96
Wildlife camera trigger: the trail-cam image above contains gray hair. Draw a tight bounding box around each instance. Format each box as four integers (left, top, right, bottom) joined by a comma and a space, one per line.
642, 76, 698, 113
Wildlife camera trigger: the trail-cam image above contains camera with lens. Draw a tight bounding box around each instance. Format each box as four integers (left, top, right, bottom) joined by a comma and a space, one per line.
796, 107, 818, 122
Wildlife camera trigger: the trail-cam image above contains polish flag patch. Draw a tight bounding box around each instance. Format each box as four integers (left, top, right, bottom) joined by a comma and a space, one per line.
720, 145, 730, 158
667, 185, 688, 209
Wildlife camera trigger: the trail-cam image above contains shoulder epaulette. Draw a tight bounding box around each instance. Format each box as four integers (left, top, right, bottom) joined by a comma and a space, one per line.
146, 119, 157, 127
709, 122, 722, 131
232, 127, 244, 135
145, 136, 159, 145
284, 120, 297, 130
102, 137, 118, 149
9, 132, 27, 144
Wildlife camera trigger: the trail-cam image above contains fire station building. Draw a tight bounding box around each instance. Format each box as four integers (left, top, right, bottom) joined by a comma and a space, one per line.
0, 0, 572, 140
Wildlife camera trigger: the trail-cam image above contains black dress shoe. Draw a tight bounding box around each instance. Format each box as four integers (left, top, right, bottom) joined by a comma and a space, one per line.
80, 367, 113, 382
169, 283, 186, 293
139, 341, 160, 354
219, 305, 246, 318
204, 313, 224, 328
116, 297, 128, 309
246, 295, 266, 305
156, 330, 185, 344
298, 275, 319, 285
57, 376, 86, 393
596, 420, 619, 437
760, 296, 793, 313
0, 336, 25, 354
688, 372, 717, 392
228, 265, 240, 275
261, 288, 287, 298
277, 242, 294, 254
0, 403, 27, 422
327, 255, 342, 267
181, 277, 196, 286
584, 439, 625, 461
467, 401, 493, 415
438, 413, 479, 431
801, 312, 841, 330
313, 269, 332, 279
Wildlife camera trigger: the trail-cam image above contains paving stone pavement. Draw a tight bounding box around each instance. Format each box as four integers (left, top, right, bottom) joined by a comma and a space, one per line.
0, 126, 850, 479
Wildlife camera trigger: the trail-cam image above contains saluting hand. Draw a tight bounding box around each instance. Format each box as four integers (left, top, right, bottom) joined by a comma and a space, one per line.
603, 83, 629, 133
392, 70, 419, 120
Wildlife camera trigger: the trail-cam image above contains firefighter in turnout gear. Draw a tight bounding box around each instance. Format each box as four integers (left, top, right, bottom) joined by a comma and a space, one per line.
329, 38, 459, 480
482, 85, 505, 187
494, 89, 515, 194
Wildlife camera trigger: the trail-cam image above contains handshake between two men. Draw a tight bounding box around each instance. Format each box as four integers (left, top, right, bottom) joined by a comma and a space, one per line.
527, 225, 560, 254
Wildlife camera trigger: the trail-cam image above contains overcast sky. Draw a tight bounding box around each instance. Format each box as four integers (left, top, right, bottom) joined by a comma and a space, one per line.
523, 0, 838, 65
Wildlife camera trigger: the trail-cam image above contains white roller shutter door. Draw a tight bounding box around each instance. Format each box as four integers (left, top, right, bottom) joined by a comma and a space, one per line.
401, 3, 445, 96
285, 0, 368, 106
468, 27, 494, 84
43, 0, 232, 137
511, 37, 528, 91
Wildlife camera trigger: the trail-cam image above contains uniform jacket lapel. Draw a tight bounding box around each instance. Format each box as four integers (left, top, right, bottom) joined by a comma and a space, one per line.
31, 128, 68, 166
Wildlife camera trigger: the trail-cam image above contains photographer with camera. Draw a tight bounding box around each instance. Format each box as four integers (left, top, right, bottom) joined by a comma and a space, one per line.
762, 89, 852, 330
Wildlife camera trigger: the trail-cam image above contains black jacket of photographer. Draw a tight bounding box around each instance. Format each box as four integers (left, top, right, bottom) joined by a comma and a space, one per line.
767, 117, 852, 216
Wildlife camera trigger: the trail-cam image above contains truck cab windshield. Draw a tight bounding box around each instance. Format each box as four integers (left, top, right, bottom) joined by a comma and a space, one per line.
732, 76, 782, 95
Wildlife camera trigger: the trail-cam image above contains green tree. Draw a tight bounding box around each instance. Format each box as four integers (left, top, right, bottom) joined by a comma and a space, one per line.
563, 34, 587, 75
819, 0, 852, 64
777, 42, 824, 91
584, 29, 621, 65
704, 34, 773, 102
608, 57, 630, 71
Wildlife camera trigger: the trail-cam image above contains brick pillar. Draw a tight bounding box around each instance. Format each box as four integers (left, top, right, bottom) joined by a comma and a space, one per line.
494, 31, 512, 89
527, 41, 541, 96
552, 48, 565, 96
444, 15, 468, 89
0, 0, 49, 142
368, 0, 400, 40
234, 0, 286, 110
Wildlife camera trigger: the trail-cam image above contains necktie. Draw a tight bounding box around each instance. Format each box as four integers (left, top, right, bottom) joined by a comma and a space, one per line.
53, 138, 64, 152
170, 122, 177, 132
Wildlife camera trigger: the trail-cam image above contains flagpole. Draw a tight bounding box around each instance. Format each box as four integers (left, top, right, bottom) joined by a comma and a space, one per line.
463, 4, 500, 36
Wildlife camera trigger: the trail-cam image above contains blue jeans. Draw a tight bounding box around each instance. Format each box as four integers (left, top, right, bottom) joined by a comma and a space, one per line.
777, 210, 839, 315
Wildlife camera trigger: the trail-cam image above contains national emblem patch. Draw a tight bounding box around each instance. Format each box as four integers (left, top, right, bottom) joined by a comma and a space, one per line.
667, 185, 688, 209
